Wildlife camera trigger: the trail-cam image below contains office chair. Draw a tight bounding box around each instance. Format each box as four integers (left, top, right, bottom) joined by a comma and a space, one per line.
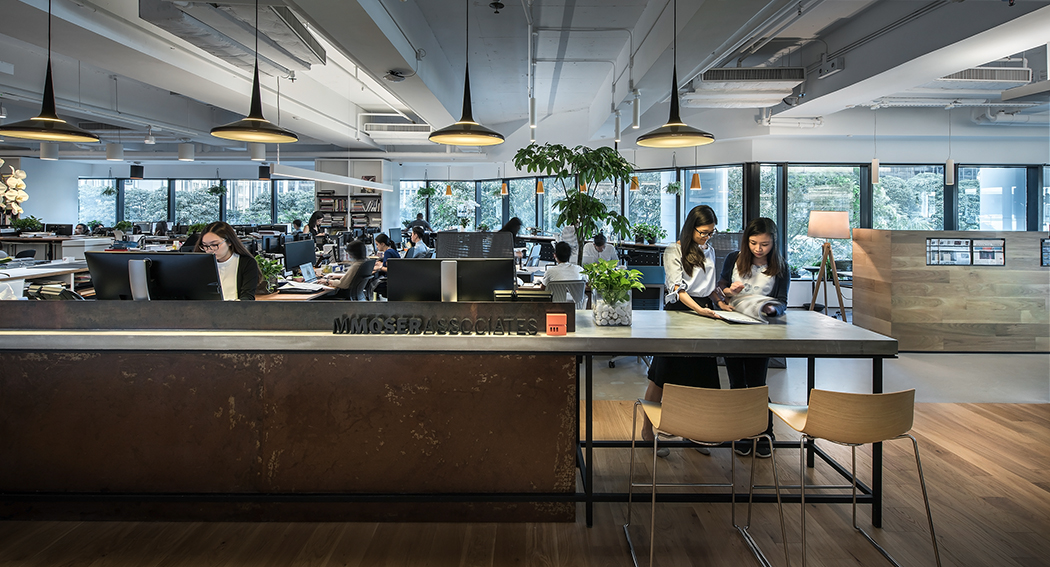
546, 279, 586, 309
15, 249, 36, 258
624, 385, 789, 567
332, 259, 376, 301
769, 389, 940, 567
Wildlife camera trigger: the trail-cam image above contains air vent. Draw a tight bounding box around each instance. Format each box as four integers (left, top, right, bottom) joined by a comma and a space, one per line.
363, 122, 433, 145
941, 67, 1031, 83
702, 67, 805, 83
77, 122, 128, 131
364, 123, 431, 134
686, 68, 805, 108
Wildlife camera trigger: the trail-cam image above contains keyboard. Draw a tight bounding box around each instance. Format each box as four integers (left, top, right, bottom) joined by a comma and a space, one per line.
278, 281, 325, 294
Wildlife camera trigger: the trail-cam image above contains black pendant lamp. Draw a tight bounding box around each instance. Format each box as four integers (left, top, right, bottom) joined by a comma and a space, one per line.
636, 0, 714, 149
428, 0, 504, 146
0, 0, 99, 143
210, 0, 298, 143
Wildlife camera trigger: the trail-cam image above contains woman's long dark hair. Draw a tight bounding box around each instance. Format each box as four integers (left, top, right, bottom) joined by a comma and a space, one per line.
307, 211, 324, 233
499, 217, 523, 234
735, 217, 784, 278
195, 221, 254, 258
678, 205, 718, 276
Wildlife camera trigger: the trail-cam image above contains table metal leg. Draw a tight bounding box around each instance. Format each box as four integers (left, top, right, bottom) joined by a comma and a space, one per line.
872, 357, 883, 528
806, 357, 815, 468
585, 354, 593, 527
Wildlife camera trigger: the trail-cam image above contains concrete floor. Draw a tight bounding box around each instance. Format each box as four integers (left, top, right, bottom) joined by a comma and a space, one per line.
588, 352, 1050, 404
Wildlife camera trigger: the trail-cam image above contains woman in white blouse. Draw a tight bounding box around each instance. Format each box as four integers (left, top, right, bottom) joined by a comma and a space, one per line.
642, 205, 723, 455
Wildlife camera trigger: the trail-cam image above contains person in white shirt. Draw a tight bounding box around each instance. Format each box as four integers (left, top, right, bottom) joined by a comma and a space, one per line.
540, 241, 586, 288
196, 221, 260, 300
581, 232, 618, 265
556, 224, 578, 261
403, 226, 430, 259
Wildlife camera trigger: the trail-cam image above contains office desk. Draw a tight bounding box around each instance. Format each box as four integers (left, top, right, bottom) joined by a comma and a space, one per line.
0, 261, 89, 288
0, 236, 71, 260
256, 285, 334, 300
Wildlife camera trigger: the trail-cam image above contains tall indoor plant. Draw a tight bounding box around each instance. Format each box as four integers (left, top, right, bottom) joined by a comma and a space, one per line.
513, 143, 632, 265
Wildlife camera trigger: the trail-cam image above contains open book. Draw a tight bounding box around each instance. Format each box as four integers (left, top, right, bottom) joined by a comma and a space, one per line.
717, 294, 784, 324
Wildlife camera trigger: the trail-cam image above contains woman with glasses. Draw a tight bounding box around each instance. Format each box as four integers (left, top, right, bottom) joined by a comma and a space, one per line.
195, 221, 260, 301
641, 205, 724, 456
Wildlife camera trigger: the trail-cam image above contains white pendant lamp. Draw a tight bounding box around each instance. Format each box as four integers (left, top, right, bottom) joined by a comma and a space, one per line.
870, 109, 879, 185
614, 111, 621, 143
632, 90, 640, 129
249, 142, 266, 161
178, 143, 194, 162
40, 142, 59, 160
106, 142, 124, 161
945, 109, 955, 185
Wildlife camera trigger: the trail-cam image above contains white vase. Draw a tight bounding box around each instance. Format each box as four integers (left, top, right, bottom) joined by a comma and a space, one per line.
593, 295, 632, 326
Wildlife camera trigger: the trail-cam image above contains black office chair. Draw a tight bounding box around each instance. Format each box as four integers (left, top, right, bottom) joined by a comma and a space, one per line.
331, 259, 376, 301
15, 250, 36, 258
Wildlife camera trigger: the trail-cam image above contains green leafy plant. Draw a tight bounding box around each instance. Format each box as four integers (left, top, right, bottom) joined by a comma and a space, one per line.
206, 184, 227, 197
478, 223, 490, 232
664, 181, 682, 195
101, 186, 117, 197
582, 259, 644, 305
255, 256, 284, 293
633, 222, 666, 243
416, 185, 438, 198
115, 220, 134, 233
189, 222, 208, 234
11, 215, 43, 231
87, 220, 103, 230
513, 143, 632, 265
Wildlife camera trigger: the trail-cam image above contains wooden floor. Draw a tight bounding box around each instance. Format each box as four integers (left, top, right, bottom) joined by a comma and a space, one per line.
1, 402, 1047, 567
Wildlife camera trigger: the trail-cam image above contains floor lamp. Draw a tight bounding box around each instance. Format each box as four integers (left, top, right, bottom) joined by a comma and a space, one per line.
807, 211, 849, 319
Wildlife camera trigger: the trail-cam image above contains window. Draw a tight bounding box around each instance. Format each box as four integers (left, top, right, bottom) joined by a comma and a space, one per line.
590, 178, 621, 220
399, 181, 426, 228
77, 178, 117, 226
1043, 166, 1050, 231
684, 166, 743, 232
174, 179, 220, 225
540, 175, 569, 234
759, 165, 779, 221
873, 165, 943, 230
123, 179, 168, 223
274, 180, 314, 224
225, 180, 273, 225
429, 181, 475, 231
956, 166, 1027, 230
477, 180, 502, 231
509, 178, 537, 229
786, 166, 860, 273
627, 170, 676, 242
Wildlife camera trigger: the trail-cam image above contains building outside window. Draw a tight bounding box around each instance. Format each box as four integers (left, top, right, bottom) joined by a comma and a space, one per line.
759, 164, 779, 221
429, 181, 475, 231
590, 178, 621, 236
1043, 166, 1049, 231
274, 180, 314, 224
399, 181, 426, 228
124, 179, 168, 224
684, 166, 744, 232
225, 180, 272, 225
509, 178, 537, 230
628, 169, 676, 242
540, 175, 568, 235
77, 178, 117, 226
477, 180, 502, 231
873, 165, 944, 230
786, 165, 860, 274
956, 166, 1027, 230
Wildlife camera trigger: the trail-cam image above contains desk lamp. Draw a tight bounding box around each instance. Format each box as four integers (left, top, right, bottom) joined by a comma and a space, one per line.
807, 210, 849, 319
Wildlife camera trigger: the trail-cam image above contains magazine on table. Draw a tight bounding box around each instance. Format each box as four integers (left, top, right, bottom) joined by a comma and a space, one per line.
716, 294, 784, 324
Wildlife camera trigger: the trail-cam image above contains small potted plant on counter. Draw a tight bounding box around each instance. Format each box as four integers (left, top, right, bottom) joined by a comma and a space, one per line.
582, 258, 645, 326
256, 256, 284, 294
633, 222, 666, 245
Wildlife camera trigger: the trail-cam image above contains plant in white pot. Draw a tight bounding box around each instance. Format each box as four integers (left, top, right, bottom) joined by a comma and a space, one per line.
582, 259, 645, 326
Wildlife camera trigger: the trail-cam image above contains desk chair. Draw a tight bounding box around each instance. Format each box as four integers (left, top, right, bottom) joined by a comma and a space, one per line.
331, 259, 375, 300
546, 279, 586, 309
769, 389, 940, 567
624, 385, 789, 567
15, 249, 36, 258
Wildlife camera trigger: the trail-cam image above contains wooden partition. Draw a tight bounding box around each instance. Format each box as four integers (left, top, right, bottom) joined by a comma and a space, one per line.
852, 229, 1049, 352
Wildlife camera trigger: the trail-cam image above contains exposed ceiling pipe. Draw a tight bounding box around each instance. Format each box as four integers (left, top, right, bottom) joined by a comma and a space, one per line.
973, 109, 1049, 125
726, 0, 829, 68
534, 58, 617, 113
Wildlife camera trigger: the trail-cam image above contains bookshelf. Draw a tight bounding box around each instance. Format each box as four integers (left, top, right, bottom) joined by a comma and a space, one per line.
349, 195, 382, 232
316, 190, 348, 228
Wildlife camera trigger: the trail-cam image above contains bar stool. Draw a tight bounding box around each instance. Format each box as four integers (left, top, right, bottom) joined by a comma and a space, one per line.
624, 385, 789, 567
769, 389, 941, 567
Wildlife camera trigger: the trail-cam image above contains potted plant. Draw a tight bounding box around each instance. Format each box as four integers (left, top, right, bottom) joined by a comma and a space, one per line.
101, 186, 117, 197
87, 220, 103, 232
255, 256, 284, 294
582, 259, 645, 326
513, 143, 632, 265
207, 184, 227, 197
417, 185, 438, 199
478, 223, 490, 232
633, 222, 666, 245
664, 181, 682, 195
11, 215, 43, 233
115, 220, 134, 234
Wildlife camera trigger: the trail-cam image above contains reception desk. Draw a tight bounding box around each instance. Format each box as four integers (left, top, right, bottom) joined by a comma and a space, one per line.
0, 302, 896, 524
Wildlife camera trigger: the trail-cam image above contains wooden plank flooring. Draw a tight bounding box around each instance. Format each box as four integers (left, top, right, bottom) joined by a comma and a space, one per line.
1, 402, 1047, 567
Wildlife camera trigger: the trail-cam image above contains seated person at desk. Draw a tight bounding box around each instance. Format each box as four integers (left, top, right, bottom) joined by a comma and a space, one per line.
408, 213, 432, 232
581, 232, 617, 265
318, 240, 372, 298
540, 241, 586, 288
291, 219, 303, 234
403, 226, 430, 258
154, 221, 168, 237
372, 233, 400, 275
195, 221, 260, 301
306, 211, 325, 238
74, 223, 89, 236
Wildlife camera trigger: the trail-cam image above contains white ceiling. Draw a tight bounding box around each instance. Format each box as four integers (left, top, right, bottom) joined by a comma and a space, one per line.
0, 0, 1048, 166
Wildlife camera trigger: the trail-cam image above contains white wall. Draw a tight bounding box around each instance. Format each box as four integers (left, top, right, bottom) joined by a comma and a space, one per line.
17, 158, 94, 224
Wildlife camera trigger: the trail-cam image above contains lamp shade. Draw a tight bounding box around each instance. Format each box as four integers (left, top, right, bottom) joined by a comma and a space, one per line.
690, 172, 701, 190
629, 176, 639, 191
106, 142, 124, 161
39, 142, 59, 160
536, 180, 544, 194
0, 62, 101, 143
945, 158, 955, 185
428, 69, 504, 146
807, 211, 850, 239
445, 183, 452, 196
258, 165, 270, 180
501, 182, 508, 196
178, 143, 194, 161
130, 164, 144, 179
579, 183, 587, 193
249, 142, 266, 161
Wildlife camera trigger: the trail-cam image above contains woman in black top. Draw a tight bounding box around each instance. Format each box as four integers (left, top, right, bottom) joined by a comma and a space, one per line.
306, 211, 325, 237
195, 221, 260, 301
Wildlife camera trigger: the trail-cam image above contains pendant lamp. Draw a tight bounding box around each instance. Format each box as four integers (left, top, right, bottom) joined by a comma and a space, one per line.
0, 0, 100, 142
870, 110, 879, 185
689, 146, 701, 190
428, 0, 504, 146
210, 0, 298, 143
945, 108, 955, 185
630, 176, 639, 191
536, 179, 544, 194
445, 167, 452, 196
636, 0, 714, 148
40, 142, 59, 160
580, 183, 587, 193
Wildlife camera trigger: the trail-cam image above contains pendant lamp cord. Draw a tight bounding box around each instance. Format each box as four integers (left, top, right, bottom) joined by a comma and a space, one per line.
255, 0, 259, 70
48, 0, 52, 58
947, 108, 952, 158
873, 109, 878, 157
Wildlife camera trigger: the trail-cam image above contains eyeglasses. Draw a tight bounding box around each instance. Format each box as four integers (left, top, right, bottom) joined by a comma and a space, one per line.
694, 228, 718, 238
200, 240, 226, 251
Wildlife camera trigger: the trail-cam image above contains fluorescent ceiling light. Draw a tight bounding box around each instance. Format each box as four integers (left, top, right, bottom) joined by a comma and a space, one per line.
269, 163, 394, 192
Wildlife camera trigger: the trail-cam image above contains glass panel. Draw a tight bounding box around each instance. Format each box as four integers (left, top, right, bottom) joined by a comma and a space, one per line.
1043, 166, 1050, 232
627, 170, 676, 242
77, 178, 117, 226
275, 179, 315, 224
123, 179, 168, 223
509, 178, 537, 229
590, 178, 620, 218
225, 180, 273, 225
786, 166, 860, 275
173, 179, 220, 226
429, 181, 476, 231
759, 165, 779, 221
684, 166, 744, 232
540, 175, 569, 235
956, 166, 1027, 230
873, 165, 944, 230
399, 180, 426, 229
477, 180, 502, 231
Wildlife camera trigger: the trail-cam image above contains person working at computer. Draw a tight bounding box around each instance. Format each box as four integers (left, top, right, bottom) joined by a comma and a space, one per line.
403, 226, 430, 258
74, 223, 89, 236
319, 239, 369, 289
581, 232, 617, 265
641, 205, 724, 457
715, 217, 788, 458
291, 219, 303, 234
195, 221, 260, 301
539, 241, 586, 288
408, 213, 432, 232
306, 211, 325, 237
371, 233, 400, 275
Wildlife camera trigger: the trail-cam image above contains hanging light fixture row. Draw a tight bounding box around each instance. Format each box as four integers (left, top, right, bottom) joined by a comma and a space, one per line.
210, 0, 297, 144
429, 0, 504, 146
0, 0, 100, 142
636, 0, 714, 149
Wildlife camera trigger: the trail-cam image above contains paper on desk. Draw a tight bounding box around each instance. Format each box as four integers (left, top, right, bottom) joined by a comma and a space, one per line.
279, 281, 325, 292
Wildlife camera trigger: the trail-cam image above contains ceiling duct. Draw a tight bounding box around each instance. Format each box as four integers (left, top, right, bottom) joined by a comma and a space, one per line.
364, 123, 433, 145
682, 67, 805, 108
929, 67, 1032, 90
140, 0, 325, 78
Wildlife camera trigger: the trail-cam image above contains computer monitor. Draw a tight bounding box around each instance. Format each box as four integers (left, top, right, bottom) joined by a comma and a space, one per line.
386, 258, 516, 302
259, 234, 283, 254
85, 251, 223, 300
45, 223, 73, 236
134, 222, 152, 234
456, 258, 515, 301
283, 238, 316, 273
386, 259, 442, 301
388, 228, 403, 245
